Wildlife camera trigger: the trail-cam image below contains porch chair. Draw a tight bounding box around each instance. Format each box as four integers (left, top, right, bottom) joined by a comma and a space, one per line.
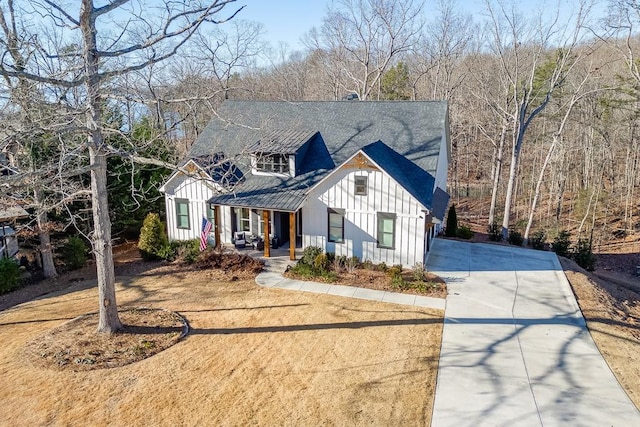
233, 231, 247, 248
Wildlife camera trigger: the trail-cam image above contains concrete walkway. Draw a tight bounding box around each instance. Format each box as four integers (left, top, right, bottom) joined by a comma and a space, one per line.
426, 238, 640, 426
254, 256, 445, 310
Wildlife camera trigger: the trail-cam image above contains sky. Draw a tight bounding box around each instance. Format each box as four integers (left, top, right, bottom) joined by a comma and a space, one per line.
238, 1, 331, 50
234, 0, 607, 51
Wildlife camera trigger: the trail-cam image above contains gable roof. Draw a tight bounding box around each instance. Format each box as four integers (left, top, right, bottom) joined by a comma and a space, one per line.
361, 141, 436, 210
192, 101, 449, 212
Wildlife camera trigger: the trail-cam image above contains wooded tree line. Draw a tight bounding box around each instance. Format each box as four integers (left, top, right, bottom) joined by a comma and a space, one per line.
0, 0, 638, 332
151, 0, 640, 250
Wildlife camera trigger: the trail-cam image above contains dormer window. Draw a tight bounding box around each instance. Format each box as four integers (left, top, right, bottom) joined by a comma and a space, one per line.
255, 153, 290, 174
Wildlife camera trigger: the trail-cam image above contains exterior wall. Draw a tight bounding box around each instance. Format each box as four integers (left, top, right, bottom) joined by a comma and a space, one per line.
163, 174, 232, 244
302, 166, 427, 267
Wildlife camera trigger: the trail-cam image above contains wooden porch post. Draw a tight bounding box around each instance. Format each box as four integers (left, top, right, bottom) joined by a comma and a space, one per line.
263, 209, 270, 257
289, 211, 296, 261
214, 205, 221, 251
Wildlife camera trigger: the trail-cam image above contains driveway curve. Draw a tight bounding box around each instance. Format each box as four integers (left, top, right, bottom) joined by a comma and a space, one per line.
427, 238, 639, 426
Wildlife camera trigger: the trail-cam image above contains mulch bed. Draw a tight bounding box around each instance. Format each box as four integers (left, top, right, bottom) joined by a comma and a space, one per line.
23, 308, 187, 371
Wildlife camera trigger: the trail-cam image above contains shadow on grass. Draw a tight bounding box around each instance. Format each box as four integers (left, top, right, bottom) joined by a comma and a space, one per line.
179, 304, 310, 314
0, 317, 75, 326
187, 317, 441, 336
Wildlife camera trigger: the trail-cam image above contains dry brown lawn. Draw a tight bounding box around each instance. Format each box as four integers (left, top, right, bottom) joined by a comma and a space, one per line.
0, 263, 443, 426
560, 257, 640, 409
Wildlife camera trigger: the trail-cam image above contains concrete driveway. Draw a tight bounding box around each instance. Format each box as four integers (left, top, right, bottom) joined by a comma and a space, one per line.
426, 238, 639, 426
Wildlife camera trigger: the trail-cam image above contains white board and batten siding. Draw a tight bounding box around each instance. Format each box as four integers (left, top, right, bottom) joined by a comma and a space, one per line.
302, 160, 427, 268
163, 174, 232, 244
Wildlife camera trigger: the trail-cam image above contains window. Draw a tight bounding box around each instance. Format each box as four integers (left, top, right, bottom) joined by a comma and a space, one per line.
175, 199, 190, 229
251, 209, 266, 235
206, 203, 215, 224
237, 208, 250, 232
377, 212, 396, 249
256, 153, 289, 174
327, 208, 345, 243
354, 176, 368, 196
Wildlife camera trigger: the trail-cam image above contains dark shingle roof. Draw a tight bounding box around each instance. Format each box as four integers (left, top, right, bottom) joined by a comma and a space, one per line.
194, 101, 449, 213
247, 129, 318, 154
431, 187, 450, 221
361, 141, 435, 210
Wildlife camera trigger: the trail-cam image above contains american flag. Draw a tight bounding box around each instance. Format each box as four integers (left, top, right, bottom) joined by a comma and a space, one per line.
200, 217, 213, 251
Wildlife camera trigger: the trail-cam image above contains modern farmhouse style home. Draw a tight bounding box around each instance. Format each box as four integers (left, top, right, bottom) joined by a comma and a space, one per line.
161, 100, 451, 266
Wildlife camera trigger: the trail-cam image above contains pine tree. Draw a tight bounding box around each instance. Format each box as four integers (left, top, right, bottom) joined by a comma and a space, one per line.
445, 205, 458, 237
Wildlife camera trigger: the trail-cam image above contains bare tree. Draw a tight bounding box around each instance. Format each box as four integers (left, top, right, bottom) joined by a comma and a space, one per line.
416, 0, 474, 101
307, 0, 424, 100
0, 3, 60, 278
483, 0, 592, 238
523, 59, 600, 241
0, 0, 242, 333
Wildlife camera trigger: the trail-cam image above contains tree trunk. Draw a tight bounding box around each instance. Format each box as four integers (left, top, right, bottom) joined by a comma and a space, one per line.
502, 130, 524, 239
90, 146, 122, 333
37, 213, 57, 278
524, 136, 557, 242
82, 0, 121, 333
488, 122, 507, 226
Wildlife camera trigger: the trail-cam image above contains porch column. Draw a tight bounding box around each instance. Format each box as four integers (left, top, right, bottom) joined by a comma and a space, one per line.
214, 205, 221, 251
263, 209, 270, 257
289, 211, 296, 261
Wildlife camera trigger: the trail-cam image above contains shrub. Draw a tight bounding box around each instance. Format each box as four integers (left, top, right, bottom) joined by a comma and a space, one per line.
314, 253, 330, 272
507, 230, 523, 246
529, 230, 546, 250
573, 239, 597, 271
445, 205, 458, 237
488, 221, 502, 241
391, 274, 408, 290
387, 264, 403, 279
138, 213, 170, 261
361, 259, 375, 271
345, 256, 360, 273
332, 255, 346, 273
156, 244, 175, 261
171, 239, 201, 264
289, 262, 315, 278
301, 246, 323, 266
0, 257, 21, 294
456, 225, 474, 239
63, 235, 88, 270
412, 263, 427, 281
552, 230, 572, 257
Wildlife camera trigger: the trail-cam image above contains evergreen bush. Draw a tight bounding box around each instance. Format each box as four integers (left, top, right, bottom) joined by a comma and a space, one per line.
63, 235, 88, 270
507, 230, 524, 246
0, 257, 21, 294
551, 230, 572, 257
456, 225, 474, 239
138, 213, 170, 261
300, 246, 323, 266
314, 253, 330, 271
573, 238, 597, 271
445, 205, 458, 237
529, 230, 546, 250
488, 221, 502, 241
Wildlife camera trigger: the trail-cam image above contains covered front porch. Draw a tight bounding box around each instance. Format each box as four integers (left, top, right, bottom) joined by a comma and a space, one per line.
209, 204, 302, 260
